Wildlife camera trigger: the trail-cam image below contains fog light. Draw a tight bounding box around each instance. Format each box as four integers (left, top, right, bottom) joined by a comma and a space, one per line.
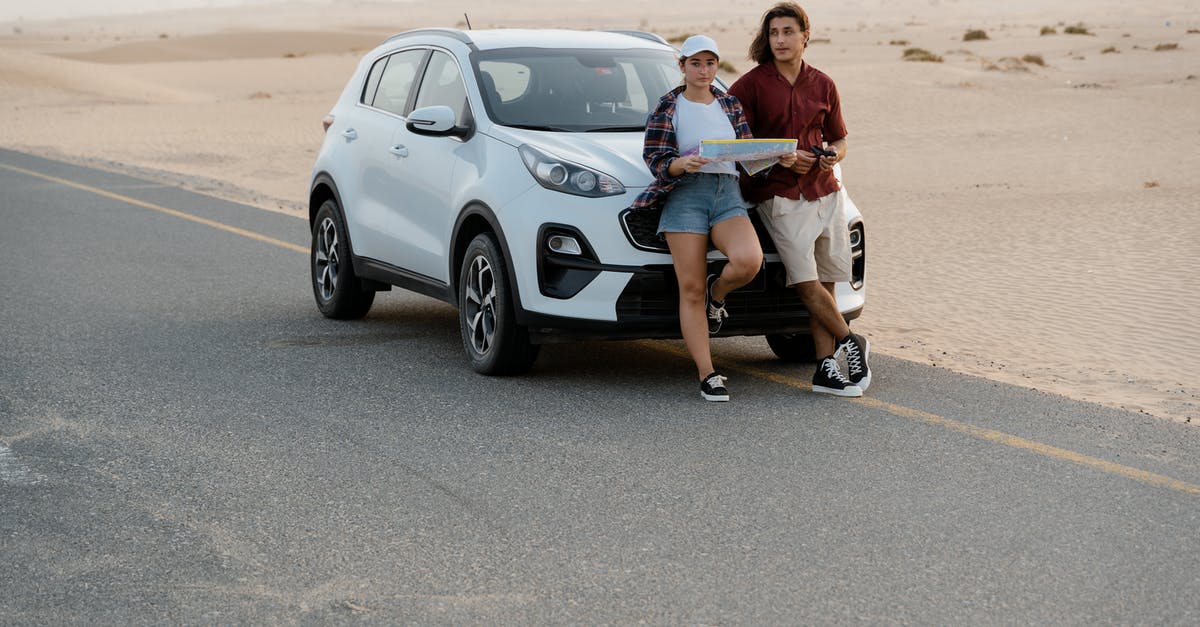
547, 234, 582, 255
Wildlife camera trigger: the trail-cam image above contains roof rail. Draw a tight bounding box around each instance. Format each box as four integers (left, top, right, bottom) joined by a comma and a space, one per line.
603, 30, 670, 46
384, 28, 473, 45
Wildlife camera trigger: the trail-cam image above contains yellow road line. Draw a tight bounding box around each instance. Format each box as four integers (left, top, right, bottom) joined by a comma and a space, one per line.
0, 163, 308, 254
642, 340, 1200, 496
8, 160, 1197, 496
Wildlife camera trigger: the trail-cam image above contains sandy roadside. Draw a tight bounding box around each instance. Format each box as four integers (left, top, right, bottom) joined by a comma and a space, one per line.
2, 0, 1197, 422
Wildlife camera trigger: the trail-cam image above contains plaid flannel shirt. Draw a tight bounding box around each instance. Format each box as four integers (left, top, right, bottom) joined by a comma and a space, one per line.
627, 85, 755, 211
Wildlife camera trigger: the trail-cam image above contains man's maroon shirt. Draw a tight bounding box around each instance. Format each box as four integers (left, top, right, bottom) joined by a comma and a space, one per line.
728, 61, 847, 202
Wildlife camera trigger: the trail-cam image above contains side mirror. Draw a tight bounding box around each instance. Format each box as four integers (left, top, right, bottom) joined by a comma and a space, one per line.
406, 105, 469, 137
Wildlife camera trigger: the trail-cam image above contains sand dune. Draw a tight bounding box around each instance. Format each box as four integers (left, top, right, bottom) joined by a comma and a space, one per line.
52, 30, 386, 64
1, 1, 1197, 422
0, 48, 201, 102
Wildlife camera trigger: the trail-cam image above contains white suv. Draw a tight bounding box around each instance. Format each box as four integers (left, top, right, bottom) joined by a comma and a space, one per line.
309, 28, 866, 374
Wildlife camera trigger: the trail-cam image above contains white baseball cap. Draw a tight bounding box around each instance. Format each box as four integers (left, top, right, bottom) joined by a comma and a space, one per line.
679, 34, 720, 59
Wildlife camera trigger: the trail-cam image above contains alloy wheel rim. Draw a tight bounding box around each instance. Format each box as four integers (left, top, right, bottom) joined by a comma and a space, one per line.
464, 254, 497, 355
315, 217, 339, 301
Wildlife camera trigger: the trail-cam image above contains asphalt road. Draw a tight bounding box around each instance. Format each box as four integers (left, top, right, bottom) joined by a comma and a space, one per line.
2, 148, 1199, 624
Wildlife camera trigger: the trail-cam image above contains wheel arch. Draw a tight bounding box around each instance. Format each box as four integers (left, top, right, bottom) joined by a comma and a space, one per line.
309, 173, 343, 228
309, 173, 366, 268
450, 202, 525, 316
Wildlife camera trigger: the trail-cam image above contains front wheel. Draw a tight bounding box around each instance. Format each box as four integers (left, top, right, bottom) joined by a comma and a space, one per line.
311, 200, 374, 319
458, 233, 539, 375
766, 332, 817, 363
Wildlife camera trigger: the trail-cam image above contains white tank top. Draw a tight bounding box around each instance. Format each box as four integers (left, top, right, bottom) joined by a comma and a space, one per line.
673, 95, 738, 176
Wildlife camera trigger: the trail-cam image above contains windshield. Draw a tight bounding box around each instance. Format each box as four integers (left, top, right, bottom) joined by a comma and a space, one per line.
472, 47, 688, 132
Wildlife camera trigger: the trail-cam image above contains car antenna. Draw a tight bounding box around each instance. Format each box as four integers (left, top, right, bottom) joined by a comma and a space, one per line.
463, 13, 472, 30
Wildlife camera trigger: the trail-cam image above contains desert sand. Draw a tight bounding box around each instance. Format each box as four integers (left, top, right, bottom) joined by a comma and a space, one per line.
2, 1, 1197, 422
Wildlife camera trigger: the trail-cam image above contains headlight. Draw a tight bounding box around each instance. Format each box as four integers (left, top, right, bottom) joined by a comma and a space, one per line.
519, 144, 625, 198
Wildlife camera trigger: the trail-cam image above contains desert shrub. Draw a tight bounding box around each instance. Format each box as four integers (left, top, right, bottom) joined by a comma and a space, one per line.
1101, 46, 1118, 54
903, 48, 943, 62
667, 33, 695, 44
1064, 24, 1091, 35
984, 57, 1029, 72
1022, 54, 1045, 66
1040, 26, 1057, 35
889, 39, 909, 46
1154, 43, 1179, 51
719, 60, 738, 73
963, 29, 989, 41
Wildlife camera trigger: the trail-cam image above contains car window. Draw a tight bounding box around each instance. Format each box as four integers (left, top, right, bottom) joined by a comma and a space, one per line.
371, 49, 426, 116
478, 60, 531, 104
361, 56, 387, 105
413, 50, 470, 126
617, 61, 650, 112
472, 47, 683, 132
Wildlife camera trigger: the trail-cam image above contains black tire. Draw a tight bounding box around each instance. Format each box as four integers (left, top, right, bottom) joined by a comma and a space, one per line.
766, 332, 818, 363
311, 200, 375, 319
458, 233, 539, 375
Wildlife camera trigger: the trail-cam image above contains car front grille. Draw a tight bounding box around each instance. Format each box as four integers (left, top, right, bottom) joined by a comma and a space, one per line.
615, 263, 808, 322
619, 207, 779, 254
621, 207, 866, 291
619, 209, 665, 252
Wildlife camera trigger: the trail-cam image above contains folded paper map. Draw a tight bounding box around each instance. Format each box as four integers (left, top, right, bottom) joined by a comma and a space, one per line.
699, 138, 798, 175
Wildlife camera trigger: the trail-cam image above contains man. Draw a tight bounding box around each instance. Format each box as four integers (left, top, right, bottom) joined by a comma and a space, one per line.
729, 2, 872, 397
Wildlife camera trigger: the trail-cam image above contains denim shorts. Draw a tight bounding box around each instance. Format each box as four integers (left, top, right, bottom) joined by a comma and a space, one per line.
656, 172, 750, 235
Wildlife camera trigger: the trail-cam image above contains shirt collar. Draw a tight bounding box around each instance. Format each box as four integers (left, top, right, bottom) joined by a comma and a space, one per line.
765, 60, 808, 84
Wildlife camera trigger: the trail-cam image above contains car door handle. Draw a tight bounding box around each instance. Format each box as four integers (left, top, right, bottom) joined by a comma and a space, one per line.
389, 144, 410, 158
341, 128, 358, 141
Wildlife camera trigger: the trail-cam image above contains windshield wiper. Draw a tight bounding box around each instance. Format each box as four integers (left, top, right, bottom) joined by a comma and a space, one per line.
585, 126, 645, 132
503, 123, 573, 132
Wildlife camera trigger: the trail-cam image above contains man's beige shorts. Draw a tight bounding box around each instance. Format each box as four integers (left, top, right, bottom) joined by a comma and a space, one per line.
756, 190, 853, 286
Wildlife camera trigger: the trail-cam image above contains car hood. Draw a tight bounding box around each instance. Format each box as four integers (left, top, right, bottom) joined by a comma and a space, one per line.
484, 126, 653, 188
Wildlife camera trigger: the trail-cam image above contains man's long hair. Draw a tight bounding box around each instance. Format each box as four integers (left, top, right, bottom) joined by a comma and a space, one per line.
748, 2, 811, 65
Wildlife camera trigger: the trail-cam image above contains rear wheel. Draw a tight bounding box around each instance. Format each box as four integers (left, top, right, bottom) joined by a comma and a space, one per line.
458, 233, 539, 375
766, 332, 818, 363
311, 200, 374, 319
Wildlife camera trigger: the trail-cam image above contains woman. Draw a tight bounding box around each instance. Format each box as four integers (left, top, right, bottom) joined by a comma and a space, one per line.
628, 35, 795, 401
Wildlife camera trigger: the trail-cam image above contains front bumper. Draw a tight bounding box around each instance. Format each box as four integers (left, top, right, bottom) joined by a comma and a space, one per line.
509, 196, 865, 344
524, 258, 863, 343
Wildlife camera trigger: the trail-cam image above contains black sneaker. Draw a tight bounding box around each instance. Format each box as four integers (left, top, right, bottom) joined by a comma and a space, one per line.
836, 331, 872, 391
700, 372, 730, 402
705, 274, 728, 335
812, 357, 862, 397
